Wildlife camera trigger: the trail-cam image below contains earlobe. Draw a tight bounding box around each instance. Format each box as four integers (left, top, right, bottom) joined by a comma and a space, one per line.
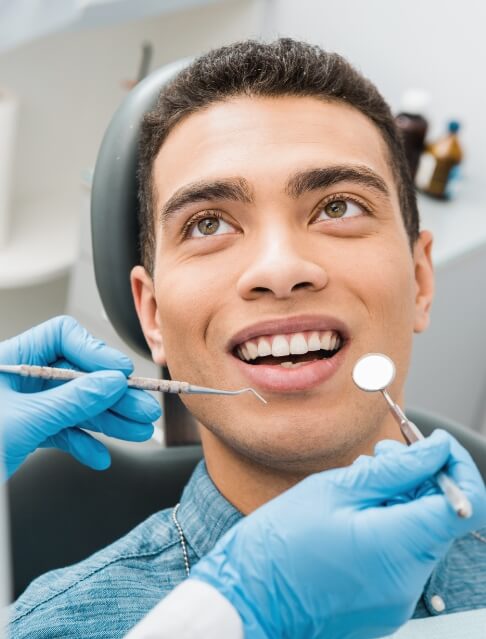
413, 230, 434, 334
130, 265, 166, 365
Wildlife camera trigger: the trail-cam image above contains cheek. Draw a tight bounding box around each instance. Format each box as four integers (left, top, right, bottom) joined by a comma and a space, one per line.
342, 242, 417, 336
153, 259, 227, 373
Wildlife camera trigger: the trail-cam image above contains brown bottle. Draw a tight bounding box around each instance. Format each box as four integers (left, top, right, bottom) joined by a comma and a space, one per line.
416, 121, 463, 199
395, 90, 429, 179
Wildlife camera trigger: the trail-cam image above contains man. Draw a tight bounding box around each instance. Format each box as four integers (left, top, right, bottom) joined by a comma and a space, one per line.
10, 39, 486, 637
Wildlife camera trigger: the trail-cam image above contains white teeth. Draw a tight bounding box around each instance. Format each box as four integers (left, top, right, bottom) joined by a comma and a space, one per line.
289, 333, 308, 355
237, 329, 342, 362
320, 331, 333, 350
257, 338, 272, 357
272, 335, 290, 357
280, 361, 309, 368
246, 341, 258, 360
308, 331, 321, 351
241, 344, 250, 360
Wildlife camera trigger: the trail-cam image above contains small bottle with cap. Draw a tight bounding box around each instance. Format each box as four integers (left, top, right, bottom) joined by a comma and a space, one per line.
395, 89, 430, 180
415, 120, 464, 199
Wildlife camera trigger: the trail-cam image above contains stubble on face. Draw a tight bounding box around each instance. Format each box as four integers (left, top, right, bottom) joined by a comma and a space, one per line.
139, 95, 431, 505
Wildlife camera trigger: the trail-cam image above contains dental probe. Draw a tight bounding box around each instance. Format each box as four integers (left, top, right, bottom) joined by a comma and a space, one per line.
0, 364, 267, 404
352, 353, 472, 519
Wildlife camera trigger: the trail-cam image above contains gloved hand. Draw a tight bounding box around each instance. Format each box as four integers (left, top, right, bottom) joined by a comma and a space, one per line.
0, 315, 161, 478
191, 430, 486, 639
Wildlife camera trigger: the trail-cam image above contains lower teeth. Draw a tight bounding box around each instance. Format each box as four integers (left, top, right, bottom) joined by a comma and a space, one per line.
280, 360, 315, 368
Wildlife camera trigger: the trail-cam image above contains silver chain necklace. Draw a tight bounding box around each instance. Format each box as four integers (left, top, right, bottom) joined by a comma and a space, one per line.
172, 503, 190, 577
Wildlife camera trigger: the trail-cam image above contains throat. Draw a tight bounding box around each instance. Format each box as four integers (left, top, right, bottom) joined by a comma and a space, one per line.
201, 430, 307, 515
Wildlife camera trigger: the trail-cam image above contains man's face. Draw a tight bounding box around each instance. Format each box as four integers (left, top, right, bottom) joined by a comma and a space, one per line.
132, 96, 433, 473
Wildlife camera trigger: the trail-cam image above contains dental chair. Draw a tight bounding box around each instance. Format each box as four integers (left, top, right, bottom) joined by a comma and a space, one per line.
7, 61, 486, 600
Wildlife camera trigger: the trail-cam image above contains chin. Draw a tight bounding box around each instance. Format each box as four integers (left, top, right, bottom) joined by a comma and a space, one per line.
206, 418, 363, 474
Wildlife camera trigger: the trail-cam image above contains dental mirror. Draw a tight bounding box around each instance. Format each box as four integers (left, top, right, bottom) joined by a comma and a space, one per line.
351, 352, 472, 519
352, 353, 395, 392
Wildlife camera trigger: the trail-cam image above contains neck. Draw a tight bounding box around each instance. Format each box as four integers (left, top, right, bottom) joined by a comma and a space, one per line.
199, 401, 406, 515
201, 433, 306, 514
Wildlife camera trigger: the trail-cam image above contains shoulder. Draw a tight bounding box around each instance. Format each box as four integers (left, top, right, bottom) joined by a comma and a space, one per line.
424, 527, 486, 615
10, 507, 183, 638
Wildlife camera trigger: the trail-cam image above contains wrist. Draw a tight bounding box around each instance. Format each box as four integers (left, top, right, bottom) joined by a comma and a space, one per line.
190, 529, 276, 639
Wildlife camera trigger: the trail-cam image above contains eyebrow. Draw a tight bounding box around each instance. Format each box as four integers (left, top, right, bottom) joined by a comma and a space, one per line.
285, 165, 390, 199
159, 178, 253, 226
158, 164, 390, 226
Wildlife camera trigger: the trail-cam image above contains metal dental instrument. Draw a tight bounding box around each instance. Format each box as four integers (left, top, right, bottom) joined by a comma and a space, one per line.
352, 353, 472, 519
0, 364, 267, 404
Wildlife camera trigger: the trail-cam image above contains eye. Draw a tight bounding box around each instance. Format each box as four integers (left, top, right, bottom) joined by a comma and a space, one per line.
314, 197, 367, 222
184, 212, 237, 239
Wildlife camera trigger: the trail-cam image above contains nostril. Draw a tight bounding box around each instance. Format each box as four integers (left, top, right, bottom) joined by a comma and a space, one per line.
252, 286, 272, 294
292, 281, 313, 291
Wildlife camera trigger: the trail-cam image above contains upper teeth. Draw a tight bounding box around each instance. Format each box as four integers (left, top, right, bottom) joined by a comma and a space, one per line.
236, 330, 341, 362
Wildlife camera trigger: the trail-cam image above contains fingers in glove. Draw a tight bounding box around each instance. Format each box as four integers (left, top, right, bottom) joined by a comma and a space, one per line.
81, 412, 155, 442
333, 430, 453, 502
378, 431, 486, 540
43, 427, 111, 470
374, 440, 407, 456
374, 440, 437, 503
44, 359, 161, 424
109, 388, 161, 423
23, 370, 128, 439
9, 315, 134, 374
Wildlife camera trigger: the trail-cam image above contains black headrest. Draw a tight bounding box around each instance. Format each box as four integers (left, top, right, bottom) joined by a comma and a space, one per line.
91, 59, 191, 358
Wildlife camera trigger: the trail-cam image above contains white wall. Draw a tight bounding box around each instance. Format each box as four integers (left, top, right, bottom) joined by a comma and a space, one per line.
0, 0, 264, 208
263, 0, 486, 181
0, 0, 265, 341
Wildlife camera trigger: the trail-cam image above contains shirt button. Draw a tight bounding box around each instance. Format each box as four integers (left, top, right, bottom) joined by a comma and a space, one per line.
430, 594, 446, 613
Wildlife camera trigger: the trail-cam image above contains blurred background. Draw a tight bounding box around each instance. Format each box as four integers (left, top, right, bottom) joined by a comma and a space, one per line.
0, 0, 485, 436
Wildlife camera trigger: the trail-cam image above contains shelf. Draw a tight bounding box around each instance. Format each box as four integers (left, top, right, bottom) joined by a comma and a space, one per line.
0, 195, 79, 289
417, 187, 486, 268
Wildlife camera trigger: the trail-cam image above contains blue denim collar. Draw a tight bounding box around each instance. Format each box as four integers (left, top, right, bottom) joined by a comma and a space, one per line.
176, 460, 243, 561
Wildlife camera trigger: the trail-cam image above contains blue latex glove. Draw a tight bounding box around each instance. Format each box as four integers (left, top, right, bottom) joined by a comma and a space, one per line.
0, 316, 161, 478
191, 430, 486, 639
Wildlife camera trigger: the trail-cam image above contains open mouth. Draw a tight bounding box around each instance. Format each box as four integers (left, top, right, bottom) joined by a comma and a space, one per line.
233, 330, 344, 368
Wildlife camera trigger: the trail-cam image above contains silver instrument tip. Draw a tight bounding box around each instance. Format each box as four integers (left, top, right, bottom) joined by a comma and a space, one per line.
242, 388, 267, 404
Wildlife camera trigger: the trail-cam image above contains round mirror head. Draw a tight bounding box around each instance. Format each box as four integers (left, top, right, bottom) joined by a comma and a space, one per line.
352, 353, 396, 392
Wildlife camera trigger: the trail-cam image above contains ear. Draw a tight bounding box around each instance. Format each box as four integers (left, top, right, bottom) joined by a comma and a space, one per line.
130, 265, 166, 365
413, 230, 434, 333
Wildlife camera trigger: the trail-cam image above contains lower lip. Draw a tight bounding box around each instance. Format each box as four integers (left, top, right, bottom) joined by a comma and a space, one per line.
232, 342, 349, 393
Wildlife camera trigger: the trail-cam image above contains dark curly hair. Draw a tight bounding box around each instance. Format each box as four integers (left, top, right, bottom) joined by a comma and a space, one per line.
138, 38, 419, 275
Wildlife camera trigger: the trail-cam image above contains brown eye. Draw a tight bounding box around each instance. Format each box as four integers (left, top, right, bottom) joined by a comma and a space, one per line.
325, 200, 348, 218
314, 198, 366, 224
197, 217, 220, 235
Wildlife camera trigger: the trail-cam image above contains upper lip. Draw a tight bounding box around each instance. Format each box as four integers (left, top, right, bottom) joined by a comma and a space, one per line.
227, 315, 351, 352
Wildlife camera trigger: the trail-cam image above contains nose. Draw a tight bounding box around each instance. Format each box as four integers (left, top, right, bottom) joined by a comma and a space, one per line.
236, 230, 328, 300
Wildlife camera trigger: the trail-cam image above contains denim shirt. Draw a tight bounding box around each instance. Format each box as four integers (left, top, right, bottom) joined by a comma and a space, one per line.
10, 461, 486, 638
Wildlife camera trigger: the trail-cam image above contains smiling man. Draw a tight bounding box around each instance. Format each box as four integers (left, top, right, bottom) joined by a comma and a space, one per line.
11, 39, 486, 638
131, 44, 431, 511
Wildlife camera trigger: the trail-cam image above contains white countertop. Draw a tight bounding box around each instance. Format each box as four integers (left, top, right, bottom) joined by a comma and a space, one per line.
418, 185, 486, 268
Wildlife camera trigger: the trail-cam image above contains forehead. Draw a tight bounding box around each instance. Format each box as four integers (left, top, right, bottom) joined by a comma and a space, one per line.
153, 95, 397, 204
